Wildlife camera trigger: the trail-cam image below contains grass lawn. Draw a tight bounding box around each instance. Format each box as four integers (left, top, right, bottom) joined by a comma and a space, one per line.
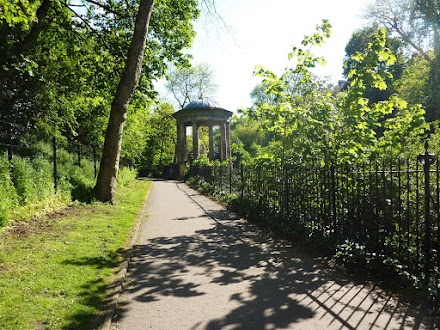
0, 179, 151, 330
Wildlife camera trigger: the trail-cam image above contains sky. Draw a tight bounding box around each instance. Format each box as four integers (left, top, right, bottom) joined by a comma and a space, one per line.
157, 0, 374, 112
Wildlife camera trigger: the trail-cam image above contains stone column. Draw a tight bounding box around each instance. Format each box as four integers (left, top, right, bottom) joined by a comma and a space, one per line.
182, 124, 187, 162
177, 121, 187, 179
175, 121, 181, 163
177, 121, 186, 163
208, 121, 214, 160
220, 121, 226, 161
192, 121, 199, 160
226, 121, 231, 161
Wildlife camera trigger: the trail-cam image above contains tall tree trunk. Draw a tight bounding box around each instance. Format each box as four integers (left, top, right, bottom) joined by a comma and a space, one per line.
21, 0, 52, 51
94, 0, 155, 203
433, 21, 440, 58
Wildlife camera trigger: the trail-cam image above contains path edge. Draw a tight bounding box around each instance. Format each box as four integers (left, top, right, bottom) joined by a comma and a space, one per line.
98, 179, 153, 330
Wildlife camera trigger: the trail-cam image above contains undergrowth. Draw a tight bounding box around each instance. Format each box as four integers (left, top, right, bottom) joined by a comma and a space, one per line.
0, 150, 138, 228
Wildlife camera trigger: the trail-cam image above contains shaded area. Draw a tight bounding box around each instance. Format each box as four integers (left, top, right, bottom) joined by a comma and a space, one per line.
114, 185, 437, 330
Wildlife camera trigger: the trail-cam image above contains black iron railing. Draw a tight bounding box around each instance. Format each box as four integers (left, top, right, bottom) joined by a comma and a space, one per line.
188, 144, 440, 289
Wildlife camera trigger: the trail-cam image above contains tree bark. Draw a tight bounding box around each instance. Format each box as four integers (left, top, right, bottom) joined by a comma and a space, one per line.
94, 0, 155, 203
21, 0, 52, 51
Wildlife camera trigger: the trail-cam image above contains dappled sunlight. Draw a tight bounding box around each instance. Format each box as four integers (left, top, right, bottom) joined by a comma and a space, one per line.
112, 181, 437, 330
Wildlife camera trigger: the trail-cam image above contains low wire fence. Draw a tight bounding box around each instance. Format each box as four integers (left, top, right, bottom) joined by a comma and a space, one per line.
188, 144, 440, 291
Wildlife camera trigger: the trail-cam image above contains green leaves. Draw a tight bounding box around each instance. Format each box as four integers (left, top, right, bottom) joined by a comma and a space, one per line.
301, 19, 332, 47
248, 20, 336, 161
129, 102, 176, 172
1, 0, 199, 170
246, 22, 428, 165
0, 0, 40, 29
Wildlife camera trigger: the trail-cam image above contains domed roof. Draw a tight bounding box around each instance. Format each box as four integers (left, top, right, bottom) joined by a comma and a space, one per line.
183, 99, 218, 110
173, 98, 232, 121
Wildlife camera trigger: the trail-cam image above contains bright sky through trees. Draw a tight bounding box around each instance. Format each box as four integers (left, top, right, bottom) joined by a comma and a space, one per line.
159, 0, 374, 112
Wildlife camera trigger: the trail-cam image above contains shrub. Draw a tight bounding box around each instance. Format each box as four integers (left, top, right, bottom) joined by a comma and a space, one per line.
68, 165, 95, 203
0, 145, 98, 227
0, 141, 140, 228
56, 150, 96, 203
0, 153, 19, 226
117, 166, 138, 187
10, 156, 36, 204
31, 155, 55, 201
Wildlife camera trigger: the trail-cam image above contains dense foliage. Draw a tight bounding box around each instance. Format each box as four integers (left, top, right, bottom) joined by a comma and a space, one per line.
365, 0, 440, 121
237, 21, 428, 165
0, 0, 201, 207
0, 0, 197, 170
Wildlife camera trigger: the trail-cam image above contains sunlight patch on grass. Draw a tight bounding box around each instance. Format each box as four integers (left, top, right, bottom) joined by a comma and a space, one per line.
0, 179, 151, 329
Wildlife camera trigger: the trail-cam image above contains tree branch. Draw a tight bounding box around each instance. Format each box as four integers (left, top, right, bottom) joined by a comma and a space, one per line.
199, 0, 237, 45
84, 0, 130, 18
388, 17, 431, 61
67, 6, 97, 32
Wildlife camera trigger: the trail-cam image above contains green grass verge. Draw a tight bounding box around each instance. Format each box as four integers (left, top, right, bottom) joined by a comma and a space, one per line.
0, 179, 151, 330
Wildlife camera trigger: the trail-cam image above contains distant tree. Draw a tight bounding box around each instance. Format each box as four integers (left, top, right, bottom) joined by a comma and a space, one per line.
230, 115, 268, 156
250, 82, 277, 106
414, 0, 440, 55
365, 0, 439, 60
138, 103, 176, 173
165, 62, 218, 108
395, 52, 431, 108
365, 1, 440, 121
121, 99, 152, 164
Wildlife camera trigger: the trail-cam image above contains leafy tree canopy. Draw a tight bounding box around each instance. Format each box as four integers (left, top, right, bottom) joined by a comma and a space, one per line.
244, 21, 428, 165
344, 24, 405, 103
0, 0, 198, 150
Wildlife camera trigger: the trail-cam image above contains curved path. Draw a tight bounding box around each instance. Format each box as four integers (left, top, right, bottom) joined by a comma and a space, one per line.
110, 180, 436, 330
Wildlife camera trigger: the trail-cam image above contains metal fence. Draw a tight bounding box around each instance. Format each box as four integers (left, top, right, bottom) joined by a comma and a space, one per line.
0, 120, 99, 191
188, 143, 440, 289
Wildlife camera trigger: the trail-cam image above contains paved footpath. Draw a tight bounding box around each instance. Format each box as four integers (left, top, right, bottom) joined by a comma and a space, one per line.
110, 180, 437, 330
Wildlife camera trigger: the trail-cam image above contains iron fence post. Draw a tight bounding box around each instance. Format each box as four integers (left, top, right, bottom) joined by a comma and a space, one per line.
240, 163, 244, 198
7, 125, 12, 161
417, 141, 437, 283
220, 165, 223, 190
77, 143, 81, 166
284, 164, 290, 218
53, 136, 58, 192
229, 164, 232, 195
331, 161, 337, 239
93, 148, 97, 178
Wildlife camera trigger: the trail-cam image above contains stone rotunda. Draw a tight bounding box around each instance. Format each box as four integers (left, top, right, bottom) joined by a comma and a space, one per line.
172, 100, 233, 174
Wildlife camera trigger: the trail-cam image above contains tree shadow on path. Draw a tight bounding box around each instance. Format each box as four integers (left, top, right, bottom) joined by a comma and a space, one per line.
114, 185, 437, 330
